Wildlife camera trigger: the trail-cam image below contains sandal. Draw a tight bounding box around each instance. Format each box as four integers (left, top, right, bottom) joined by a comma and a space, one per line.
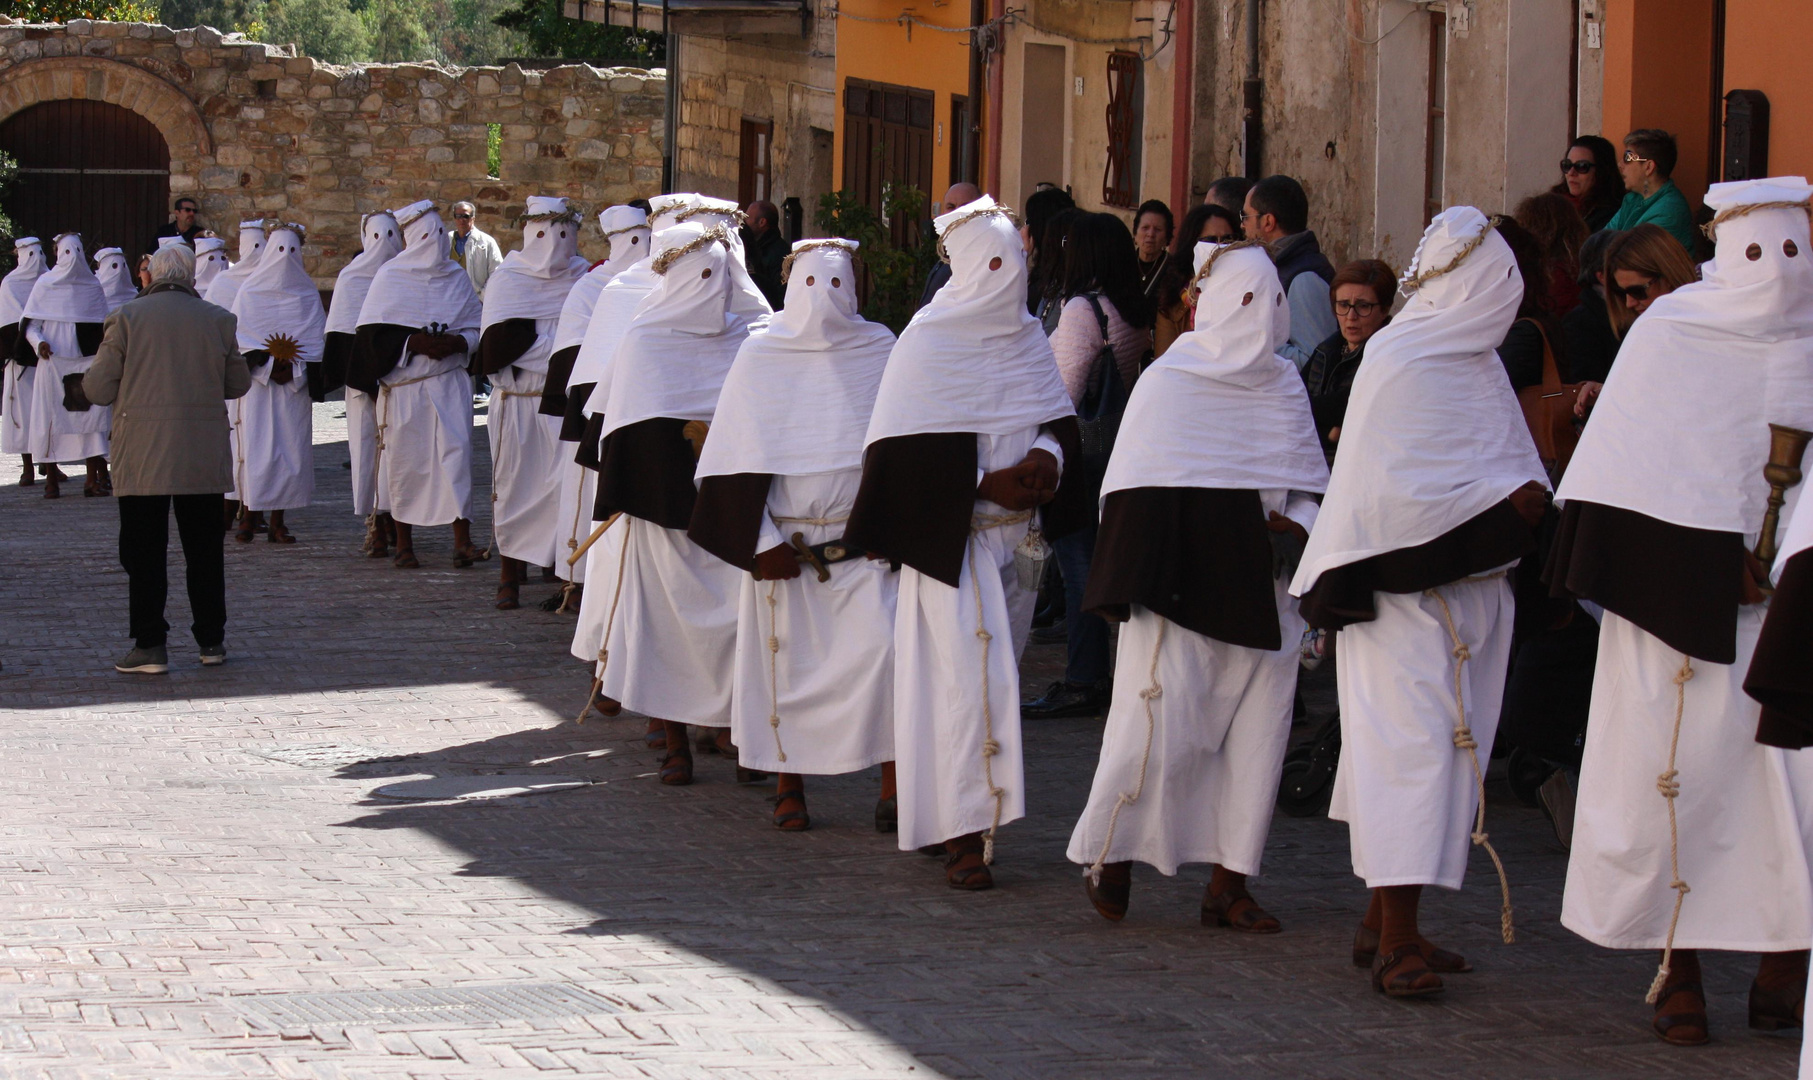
43, 474, 60, 499
771, 788, 810, 831
84, 478, 104, 498
1085, 861, 1131, 922
659, 751, 693, 786
234, 520, 256, 543
642, 719, 665, 749
452, 544, 491, 568
1201, 885, 1282, 934
393, 549, 420, 569
1352, 923, 1471, 973
943, 834, 993, 891
267, 525, 296, 545
1749, 978, 1805, 1032
363, 517, 390, 557
495, 583, 520, 610
18, 465, 35, 486
696, 728, 721, 754
1653, 981, 1709, 1045
874, 795, 898, 834
736, 765, 769, 784
1372, 944, 1444, 998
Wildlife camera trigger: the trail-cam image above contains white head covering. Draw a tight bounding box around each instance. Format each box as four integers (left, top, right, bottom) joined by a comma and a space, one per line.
480, 196, 589, 330
93, 247, 136, 311
231, 226, 326, 376
599, 222, 752, 439
1559, 178, 1813, 542
573, 199, 701, 411
22, 233, 109, 325
864, 195, 1073, 446
1103, 242, 1327, 502
204, 220, 268, 309
698, 239, 898, 480
193, 236, 231, 292
551, 205, 652, 356
1290, 207, 1547, 597
356, 202, 482, 332
156, 235, 189, 251
672, 194, 771, 323
0, 237, 46, 326
324, 212, 401, 335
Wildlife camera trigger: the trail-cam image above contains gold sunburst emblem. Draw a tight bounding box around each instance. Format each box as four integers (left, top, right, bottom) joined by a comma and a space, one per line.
262, 333, 301, 362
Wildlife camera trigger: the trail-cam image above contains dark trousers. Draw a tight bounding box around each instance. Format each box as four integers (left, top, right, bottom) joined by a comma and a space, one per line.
118, 493, 226, 649
1054, 524, 1110, 686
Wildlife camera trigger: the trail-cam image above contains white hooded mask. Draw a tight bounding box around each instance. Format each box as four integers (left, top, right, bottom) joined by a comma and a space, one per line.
480, 196, 590, 330
193, 236, 231, 292
324, 212, 402, 336
0, 238, 46, 327
574, 195, 700, 411
551, 204, 651, 355
355, 201, 481, 333
22, 233, 109, 326
94, 247, 136, 312
672, 194, 771, 324
204, 221, 267, 310
231, 226, 326, 382
698, 239, 898, 480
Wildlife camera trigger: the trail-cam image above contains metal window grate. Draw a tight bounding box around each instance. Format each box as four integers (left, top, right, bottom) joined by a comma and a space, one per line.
1103, 52, 1144, 209
228, 984, 620, 1029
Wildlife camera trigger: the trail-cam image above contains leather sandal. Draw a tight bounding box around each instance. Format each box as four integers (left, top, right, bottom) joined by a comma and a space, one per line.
393, 549, 420, 569
1085, 861, 1131, 922
17, 466, 33, 487
1352, 923, 1471, 973
658, 751, 693, 786
495, 583, 520, 610
697, 728, 722, 754
736, 765, 769, 784
943, 834, 993, 891
1652, 981, 1709, 1045
267, 524, 296, 545
43, 473, 60, 499
452, 544, 490, 568
874, 795, 898, 834
1202, 886, 1282, 933
1749, 978, 1804, 1032
771, 788, 809, 831
234, 519, 256, 543
1372, 944, 1444, 998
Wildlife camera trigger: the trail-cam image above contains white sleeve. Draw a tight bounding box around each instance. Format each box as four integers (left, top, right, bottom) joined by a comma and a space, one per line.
1284, 490, 1320, 533
755, 508, 784, 553
1033, 430, 1064, 474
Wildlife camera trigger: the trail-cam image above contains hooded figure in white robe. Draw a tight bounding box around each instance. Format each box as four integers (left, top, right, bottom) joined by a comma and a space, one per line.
204, 221, 267, 311
1551, 179, 1813, 1035
1067, 241, 1328, 921
1287, 207, 1547, 994
543, 204, 650, 591
227, 225, 323, 526
193, 236, 230, 294
2, 237, 47, 469
476, 196, 589, 603
322, 212, 402, 530
94, 248, 136, 312
844, 195, 1077, 889
23, 232, 113, 469
688, 238, 900, 824
588, 220, 767, 771
351, 201, 484, 564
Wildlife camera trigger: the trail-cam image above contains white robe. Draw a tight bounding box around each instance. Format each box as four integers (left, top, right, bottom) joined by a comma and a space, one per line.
375, 340, 477, 528
2, 359, 38, 456
230, 360, 314, 511
25, 320, 108, 463
1067, 490, 1315, 877
1564, 608, 1813, 952
596, 515, 743, 726
346, 387, 380, 517
487, 316, 563, 567
730, 467, 897, 775
893, 427, 1056, 852
571, 512, 626, 665
1329, 570, 1515, 890
553, 452, 596, 584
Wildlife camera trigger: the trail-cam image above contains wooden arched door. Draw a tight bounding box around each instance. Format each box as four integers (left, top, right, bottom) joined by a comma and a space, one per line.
0, 99, 171, 259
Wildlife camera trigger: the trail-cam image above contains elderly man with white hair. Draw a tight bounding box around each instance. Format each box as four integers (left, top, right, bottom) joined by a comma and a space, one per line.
448, 200, 502, 295
81, 242, 250, 675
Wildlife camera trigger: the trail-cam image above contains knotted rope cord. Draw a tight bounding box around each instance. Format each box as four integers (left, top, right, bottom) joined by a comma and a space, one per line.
1424, 574, 1516, 944
486, 384, 544, 506
651, 225, 734, 276
759, 512, 853, 762
1702, 199, 1812, 240
231, 396, 247, 513
7, 363, 22, 430
936, 205, 1023, 264
1084, 618, 1167, 885
1183, 238, 1267, 304
1399, 215, 1505, 295
566, 463, 589, 555
673, 204, 748, 228
1646, 655, 1698, 1004
574, 514, 632, 724
965, 508, 1035, 864
780, 238, 859, 284
772, 513, 850, 527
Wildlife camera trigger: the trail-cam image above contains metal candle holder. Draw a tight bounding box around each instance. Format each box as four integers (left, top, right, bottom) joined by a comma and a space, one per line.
1757, 423, 1813, 565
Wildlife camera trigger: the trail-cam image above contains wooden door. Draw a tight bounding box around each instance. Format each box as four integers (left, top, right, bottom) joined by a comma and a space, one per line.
841, 78, 934, 246
0, 100, 171, 258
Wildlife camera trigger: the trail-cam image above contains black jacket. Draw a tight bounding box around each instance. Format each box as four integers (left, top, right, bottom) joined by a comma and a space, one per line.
1301, 330, 1364, 460
1561, 289, 1620, 383
743, 226, 788, 310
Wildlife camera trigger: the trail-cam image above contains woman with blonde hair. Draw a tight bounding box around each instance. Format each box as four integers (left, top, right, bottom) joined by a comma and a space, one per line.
1575, 224, 1698, 417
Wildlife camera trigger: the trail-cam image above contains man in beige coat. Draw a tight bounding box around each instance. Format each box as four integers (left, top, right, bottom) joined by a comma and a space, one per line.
82, 244, 250, 674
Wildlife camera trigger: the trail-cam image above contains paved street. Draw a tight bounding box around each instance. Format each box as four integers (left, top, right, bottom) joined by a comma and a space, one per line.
0, 404, 1799, 1079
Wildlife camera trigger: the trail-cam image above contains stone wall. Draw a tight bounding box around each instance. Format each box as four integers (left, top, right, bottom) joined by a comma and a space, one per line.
0, 19, 667, 283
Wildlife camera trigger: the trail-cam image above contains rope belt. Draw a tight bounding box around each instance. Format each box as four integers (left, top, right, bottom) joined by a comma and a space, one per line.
574, 513, 630, 724
760, 511, 853, 763
772, 513, 850, 527
487, 382, 547, 505
1647, 655, 1697, 1004
972, 509, 1034, 532
1085, 618, 1166, 884
1424, 570, 1516, 945
372, 369, 447, 501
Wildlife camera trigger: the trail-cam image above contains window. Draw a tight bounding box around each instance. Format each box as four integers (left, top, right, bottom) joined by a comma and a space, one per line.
950, 94, 972, 187
487, 123, 502, 180
1103, 52, 1144, 209
841, 78, 935, 244
738, 118, 774, 206
1424, 12, 1447, 224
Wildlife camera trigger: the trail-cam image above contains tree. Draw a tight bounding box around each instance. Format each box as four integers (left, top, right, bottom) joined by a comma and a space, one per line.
360, 0, 428, 61
0, 151, 18, 275
154, 0, 264, 30
263, 0, 368, 62
491, 0, 662, 65
815, 184, 936, 333
15, 0, 160, 20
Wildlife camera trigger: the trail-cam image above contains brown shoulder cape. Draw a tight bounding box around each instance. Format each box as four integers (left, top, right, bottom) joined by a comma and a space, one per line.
470, 318, 538, 379
347, 323, 415, 395
539, 344, 580, 418
1750, 546, 1813, 747
591, 416, 700, 530
688, 473, 776, 571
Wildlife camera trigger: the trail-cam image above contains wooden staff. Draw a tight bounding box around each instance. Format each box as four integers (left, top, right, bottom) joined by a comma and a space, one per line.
566, 512, 622, 566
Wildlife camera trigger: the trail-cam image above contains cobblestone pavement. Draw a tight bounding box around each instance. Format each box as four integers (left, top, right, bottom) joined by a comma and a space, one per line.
0, 403, 1800, 1079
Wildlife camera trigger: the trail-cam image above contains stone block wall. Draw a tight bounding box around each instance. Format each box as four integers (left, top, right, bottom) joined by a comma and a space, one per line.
0, 19, 667, 283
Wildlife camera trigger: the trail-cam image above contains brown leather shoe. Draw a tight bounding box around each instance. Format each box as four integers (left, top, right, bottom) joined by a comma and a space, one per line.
943, 833, 993, 891
1653, 981, 1709, 1045
1085, 862, 1131, 921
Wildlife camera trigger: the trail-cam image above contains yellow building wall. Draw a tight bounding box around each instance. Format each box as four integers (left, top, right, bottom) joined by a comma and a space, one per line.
1722, 0, 1813, 181
1601, 0, 1718, 209
831, 1, 974, 205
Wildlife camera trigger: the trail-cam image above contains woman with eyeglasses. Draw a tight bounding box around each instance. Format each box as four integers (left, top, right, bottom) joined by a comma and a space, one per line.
1603, 129, 1699, 253
1301, 259, 1395, 461
1551, 135, 1626, 232
1573, 223, 1699, 417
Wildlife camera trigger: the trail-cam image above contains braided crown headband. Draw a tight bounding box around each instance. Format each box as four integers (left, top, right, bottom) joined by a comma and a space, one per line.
599, 222, 648, 260
517, 206, 583, 227
936, 205, 1023, 264
651, 224, 733, 275
1701, 199, 1813, 241
674, 204, 748, 227
780, 238, 858, 284
1183, 239, 1268, 305
1399, 215, 1504, 294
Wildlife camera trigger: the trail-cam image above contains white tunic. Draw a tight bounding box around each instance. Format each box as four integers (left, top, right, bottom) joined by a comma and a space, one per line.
1329, 570, 1515, 890
375, 340, 477, 528
25, 320, 108, 463
2, 360, 38, 456
230, 361, 314, 511
570, 512, 626, 664
1067, 490, 1315, 877
346, 387, 380, 517
730, 467, 897, 775
1564, 608, 1813, 951
893, 427, 1053, 852
553, 451, 596, 584
487, 316, 563, 567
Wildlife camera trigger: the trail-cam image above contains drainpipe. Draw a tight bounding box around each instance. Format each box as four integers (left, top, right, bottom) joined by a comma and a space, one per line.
1168, 0, 1194, 213
662, 14, 678, 192
1242, 0, 1261, 179
966, 0, 985, 185
985, 0, 1005, 198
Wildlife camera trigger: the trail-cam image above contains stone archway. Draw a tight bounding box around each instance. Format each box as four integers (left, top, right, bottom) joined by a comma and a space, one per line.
0, 57, 212, 185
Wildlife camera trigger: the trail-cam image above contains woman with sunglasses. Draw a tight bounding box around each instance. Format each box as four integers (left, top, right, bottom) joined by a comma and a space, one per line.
1574, 223, 1699, 417
1551, 135, 1626, 232
1604, 129, 1699, 253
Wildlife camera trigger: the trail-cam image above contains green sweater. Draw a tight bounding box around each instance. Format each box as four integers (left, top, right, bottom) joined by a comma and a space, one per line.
1604, 180, 1698, 254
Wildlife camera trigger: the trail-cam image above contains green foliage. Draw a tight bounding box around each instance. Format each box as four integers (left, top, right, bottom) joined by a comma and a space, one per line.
0, 150, 17, 275
359, 0, 428, 60
263, 0, 367, 62
154, 0, 263, 31
486, 122, 501, 178
815, 184, 935, 333
16, 0, 159, 19
492, 0, 662, 65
